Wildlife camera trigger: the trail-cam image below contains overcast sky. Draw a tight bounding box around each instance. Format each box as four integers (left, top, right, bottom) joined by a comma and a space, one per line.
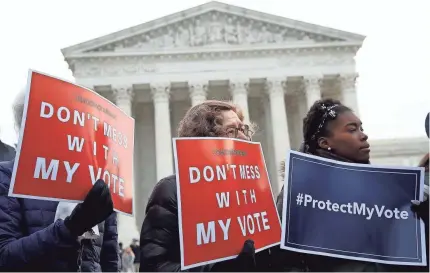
0, 0, 429, 146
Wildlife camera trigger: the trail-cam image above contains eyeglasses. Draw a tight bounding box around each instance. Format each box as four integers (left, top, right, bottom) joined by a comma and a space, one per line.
226, 124, 253, 140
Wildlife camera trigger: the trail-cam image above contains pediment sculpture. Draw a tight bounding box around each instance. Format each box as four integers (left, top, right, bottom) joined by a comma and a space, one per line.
89, 11, 341, 52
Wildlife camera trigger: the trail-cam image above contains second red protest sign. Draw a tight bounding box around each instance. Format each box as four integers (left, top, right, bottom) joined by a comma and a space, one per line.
173, 137, 281, 270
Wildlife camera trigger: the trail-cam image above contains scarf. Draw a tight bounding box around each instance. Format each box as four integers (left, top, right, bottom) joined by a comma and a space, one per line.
313, 148, 370, 164
280, 148, 370, 188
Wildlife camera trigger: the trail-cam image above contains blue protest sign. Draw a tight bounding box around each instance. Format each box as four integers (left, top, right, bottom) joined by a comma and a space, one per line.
280, 151, 427, 266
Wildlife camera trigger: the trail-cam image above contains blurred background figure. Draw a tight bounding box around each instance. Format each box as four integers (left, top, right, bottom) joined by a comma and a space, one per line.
130, 239, 140, 272
0, 138, 15, 161
421, 113, 429, 199
122, 247, 135, 272
119, 242, 124, 272
419, 153, 429, 200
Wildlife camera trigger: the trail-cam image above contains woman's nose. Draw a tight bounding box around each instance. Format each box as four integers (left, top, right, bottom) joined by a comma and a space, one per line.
236, 131, 248, 141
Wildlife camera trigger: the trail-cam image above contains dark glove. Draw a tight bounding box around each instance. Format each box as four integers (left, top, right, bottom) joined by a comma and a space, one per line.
64, 179, 114, 236
411, 199, 429, 224
211, 240, 256, 272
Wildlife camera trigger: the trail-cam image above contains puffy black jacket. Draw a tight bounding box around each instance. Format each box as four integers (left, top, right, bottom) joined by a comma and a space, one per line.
139, 175, 213, 272
0, 160, 119, 272
130, 244, 140, 263
139, 175, 272, 272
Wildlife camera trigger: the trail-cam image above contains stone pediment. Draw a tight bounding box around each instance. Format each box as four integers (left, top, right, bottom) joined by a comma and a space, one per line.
62, 1, 365, 56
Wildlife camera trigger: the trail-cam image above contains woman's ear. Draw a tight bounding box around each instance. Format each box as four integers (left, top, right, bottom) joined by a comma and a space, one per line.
317, 137, 330, 150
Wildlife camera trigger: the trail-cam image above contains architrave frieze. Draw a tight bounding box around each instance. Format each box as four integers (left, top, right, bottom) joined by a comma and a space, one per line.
67, 41, 360, 59
68, 44, 358, 78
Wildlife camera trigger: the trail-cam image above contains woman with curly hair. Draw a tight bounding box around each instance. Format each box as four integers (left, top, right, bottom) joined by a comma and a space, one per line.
139, 100, 259, 272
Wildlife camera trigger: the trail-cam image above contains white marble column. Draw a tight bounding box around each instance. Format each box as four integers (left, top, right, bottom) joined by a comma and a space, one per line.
265, 79, 290, 189
303, 76, 322, 110
151, 83, 174, 181
339, 74, 360, 116
112, 85, 140, 247
229, 81, 250, 123
189, 82, 208, 106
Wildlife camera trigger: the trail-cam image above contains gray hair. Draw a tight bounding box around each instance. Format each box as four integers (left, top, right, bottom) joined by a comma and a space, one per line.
12, 90, 26, 131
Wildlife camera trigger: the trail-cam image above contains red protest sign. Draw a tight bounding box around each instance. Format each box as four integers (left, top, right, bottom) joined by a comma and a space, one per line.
9, 70, 135, 215
173, 137, 281, 270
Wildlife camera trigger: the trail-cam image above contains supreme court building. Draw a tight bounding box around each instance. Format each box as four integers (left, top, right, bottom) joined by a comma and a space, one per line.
61, 1, 428, 245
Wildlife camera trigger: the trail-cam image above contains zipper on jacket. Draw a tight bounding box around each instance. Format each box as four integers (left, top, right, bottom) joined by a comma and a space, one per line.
77, 243, 84, 272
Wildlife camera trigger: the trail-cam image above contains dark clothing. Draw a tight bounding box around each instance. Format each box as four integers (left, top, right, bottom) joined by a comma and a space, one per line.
131, 244, 140, 263
425, 113, 429, 138
119, 249, 123, 271
139, 175, 269, 272
0, 160, 119, 272
0, 141, 15, 162
139, 175, 213, 272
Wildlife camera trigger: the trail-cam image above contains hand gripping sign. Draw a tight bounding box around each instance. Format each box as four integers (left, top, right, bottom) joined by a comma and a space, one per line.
9, 70, 135, 215
173, 137, 281, 270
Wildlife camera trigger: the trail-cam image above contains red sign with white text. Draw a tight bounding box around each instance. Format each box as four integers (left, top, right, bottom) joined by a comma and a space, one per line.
9, 70, 135, 215
173, 138, 281, 270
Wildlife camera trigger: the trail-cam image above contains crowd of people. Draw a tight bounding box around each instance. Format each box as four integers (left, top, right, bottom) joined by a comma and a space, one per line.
0, 89, 428, 272
118, 239, 140, 272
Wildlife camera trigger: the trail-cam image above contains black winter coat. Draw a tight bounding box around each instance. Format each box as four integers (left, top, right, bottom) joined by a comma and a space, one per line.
139, 175, 271, 272
0, 160, 119, 272
139, 175, 214, 272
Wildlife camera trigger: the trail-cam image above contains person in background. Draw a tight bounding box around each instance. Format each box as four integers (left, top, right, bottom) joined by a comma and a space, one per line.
0, 90, 119, 271
426, 112, 429, 139
409, 152, 430, 272
122, 247, 135, 272
130, 239, 140, 272
389, 113, 429, 272
418, 154, 429, 200
422, 112, 429, 198
409, 112, 430, 271
0, 139, 15, 161
119, 242, 124, 272
139, 100, 259, 272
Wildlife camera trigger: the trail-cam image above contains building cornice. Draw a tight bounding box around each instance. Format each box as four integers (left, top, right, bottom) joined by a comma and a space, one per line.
65, 42, 360, 67
370, 138, 429, 158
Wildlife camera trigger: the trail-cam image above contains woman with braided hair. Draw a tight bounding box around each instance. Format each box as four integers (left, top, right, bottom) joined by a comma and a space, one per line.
270, 98, 428, 272
301, 98, 369, 162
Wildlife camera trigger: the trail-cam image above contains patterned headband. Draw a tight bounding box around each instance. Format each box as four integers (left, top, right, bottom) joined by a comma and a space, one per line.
310, 104, 339, 141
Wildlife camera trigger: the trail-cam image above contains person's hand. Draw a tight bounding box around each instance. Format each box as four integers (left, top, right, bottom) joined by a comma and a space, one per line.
411, 199, 429, 224
234, 239, 256, 271
64, 179, 114, 236
211, 240, 256, 272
